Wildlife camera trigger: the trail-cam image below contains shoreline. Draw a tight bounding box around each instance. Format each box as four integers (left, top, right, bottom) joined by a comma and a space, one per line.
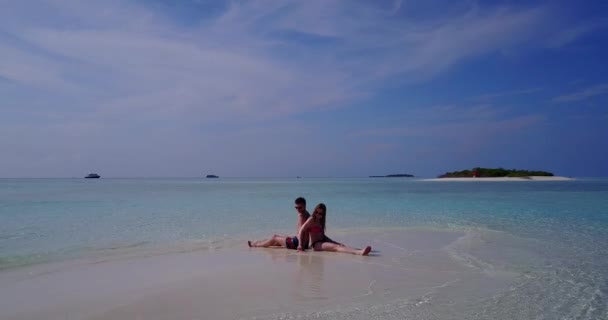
0, 225, 490, 272
0, 228, 521, 320
420, 176, 573, 181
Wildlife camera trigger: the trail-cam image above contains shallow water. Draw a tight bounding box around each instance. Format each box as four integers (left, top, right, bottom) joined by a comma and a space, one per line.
1, 178, 607, 319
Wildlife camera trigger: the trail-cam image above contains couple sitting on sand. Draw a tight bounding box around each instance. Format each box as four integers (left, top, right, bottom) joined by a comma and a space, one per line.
248, 197, 372, 256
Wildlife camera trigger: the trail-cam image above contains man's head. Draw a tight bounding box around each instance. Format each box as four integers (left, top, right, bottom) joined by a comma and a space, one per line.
294, 197, 306, 213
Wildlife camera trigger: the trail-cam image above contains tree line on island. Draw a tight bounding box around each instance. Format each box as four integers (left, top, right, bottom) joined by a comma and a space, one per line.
369, 174, 415, 178
439, 167, 553, 178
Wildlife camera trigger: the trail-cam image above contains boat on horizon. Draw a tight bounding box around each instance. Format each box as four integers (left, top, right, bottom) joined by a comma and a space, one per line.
85, 173, 100, 179
206, 174, 219, 178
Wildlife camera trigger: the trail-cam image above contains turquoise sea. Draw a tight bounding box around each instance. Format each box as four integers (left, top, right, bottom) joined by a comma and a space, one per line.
1, 178, 607, 318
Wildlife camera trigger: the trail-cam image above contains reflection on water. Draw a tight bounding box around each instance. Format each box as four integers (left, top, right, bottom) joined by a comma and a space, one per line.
257, 249, 327, 302
293, 253, 326, 301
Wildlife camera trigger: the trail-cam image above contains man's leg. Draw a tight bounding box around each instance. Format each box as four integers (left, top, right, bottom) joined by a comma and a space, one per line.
249, 235, 289, 248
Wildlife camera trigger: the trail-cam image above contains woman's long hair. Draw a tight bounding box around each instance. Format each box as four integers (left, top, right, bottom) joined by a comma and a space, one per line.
313, 203, 326, 232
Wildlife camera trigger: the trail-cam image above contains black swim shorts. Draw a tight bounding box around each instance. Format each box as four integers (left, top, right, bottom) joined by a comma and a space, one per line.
285, 236, 299, 249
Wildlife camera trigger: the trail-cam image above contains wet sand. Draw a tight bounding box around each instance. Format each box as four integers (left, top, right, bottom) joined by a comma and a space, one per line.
0, 229, 520, 320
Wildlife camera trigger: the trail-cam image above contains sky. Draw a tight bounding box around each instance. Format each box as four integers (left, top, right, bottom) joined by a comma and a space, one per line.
1, 0, 607, 178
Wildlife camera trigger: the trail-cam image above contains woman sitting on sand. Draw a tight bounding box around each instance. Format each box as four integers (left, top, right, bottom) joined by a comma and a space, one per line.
298, 203, 371, 256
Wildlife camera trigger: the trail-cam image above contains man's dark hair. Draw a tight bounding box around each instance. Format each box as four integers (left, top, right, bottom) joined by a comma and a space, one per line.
295, 197, 306, 205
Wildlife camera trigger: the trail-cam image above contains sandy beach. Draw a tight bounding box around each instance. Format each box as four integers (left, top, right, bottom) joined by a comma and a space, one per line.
0, 228, 520, 320
421, 176, 573, 181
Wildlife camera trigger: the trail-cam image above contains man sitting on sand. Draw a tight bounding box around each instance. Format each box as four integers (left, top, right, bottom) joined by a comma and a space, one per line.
248, 197, 356, 253
248, 197, 311, 249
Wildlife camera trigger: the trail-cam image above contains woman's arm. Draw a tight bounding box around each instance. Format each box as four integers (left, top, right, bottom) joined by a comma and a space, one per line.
297, 217, 314, 251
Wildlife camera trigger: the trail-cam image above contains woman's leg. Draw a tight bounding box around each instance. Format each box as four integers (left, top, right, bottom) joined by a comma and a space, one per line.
248, 235, 288, 248
315, 242, 371, 256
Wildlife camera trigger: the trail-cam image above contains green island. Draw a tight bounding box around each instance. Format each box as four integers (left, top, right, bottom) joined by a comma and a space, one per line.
369, 174, 415, 178
439, 167, 553, 178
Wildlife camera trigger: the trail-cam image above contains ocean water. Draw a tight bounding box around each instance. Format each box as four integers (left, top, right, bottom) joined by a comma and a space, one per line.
1, 178, 607, 318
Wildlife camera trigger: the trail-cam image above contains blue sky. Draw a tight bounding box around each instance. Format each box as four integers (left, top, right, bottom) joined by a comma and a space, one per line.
1, 0, 607, 178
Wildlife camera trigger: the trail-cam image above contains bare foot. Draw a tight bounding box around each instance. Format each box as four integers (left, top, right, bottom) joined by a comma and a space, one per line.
360, 246, 371, 256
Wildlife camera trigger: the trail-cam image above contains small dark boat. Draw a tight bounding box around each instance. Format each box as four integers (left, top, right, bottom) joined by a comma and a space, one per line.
206, 175, 219, 178
85, 173, 100, 179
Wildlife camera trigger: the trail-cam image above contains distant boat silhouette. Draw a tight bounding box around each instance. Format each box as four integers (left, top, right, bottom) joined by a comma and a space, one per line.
206, 175, 219, 178
85, 173, 100, 179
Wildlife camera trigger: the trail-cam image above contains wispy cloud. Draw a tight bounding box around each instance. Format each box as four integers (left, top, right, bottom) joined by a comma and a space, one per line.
0, 0, 599, 176
391, 0, 404, 15
545, 20, 607, 48
344, 101, 548, 176
350, 102, 545, 159
0, 1, 584, 122
553, 83, 608, 102
353, 111, 543, 139
474, 87, 543, 101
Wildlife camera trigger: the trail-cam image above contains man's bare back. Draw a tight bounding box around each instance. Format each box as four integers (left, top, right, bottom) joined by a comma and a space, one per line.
247, 197, 311, 249
294, 197, 311, 249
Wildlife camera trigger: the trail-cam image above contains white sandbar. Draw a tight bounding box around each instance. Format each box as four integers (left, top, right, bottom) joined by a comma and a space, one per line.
0, 229, 520, 320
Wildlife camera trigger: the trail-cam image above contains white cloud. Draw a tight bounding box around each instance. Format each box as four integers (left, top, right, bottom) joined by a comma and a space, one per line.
0, 0, 597, 176
545, 21, 606, 48
553, 83, 608, 102
474, 88, 543, 101
1, 1, 585, 122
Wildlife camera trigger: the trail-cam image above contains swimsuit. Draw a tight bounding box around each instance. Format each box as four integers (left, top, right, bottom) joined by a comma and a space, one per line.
310, 225, 322, 234
285, 225, 322, 250
311, 240, 326, 249
285, 236, 299, 250
285, 236, 310, 250
309, 225, 325, 249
